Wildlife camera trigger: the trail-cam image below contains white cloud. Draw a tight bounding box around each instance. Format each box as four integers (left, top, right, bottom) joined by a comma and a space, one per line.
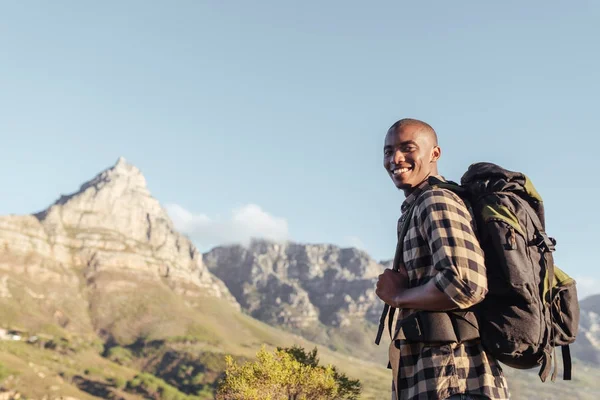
343, 235, 365, 250
165, 203, 289, 250
573, 276, 600, 300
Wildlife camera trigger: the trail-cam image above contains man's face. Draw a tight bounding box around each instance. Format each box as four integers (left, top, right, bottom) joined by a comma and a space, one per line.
383, 124, 440, 191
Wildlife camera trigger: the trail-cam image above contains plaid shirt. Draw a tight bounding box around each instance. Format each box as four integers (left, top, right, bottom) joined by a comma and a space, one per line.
389, 177, 510, 400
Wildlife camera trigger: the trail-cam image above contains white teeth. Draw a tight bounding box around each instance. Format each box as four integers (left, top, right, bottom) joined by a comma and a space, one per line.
393, 168, 411, 175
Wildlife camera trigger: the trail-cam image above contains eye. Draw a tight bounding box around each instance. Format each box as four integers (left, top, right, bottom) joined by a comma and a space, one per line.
384, 149, 392, 156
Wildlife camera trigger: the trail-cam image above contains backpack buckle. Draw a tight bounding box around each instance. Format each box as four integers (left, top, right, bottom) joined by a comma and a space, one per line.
534, 232, 556, 252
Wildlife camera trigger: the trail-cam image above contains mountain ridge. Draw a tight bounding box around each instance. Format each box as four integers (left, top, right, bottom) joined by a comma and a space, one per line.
0, 157, 240, 337
1, 156, 599, 399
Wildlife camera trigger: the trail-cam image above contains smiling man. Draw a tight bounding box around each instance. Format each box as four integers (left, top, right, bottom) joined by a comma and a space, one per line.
376, 119, 510, 400
384, 119, 440, 194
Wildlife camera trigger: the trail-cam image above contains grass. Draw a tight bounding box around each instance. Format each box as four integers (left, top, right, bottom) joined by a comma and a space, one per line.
0, 361, 14, 381
1, 284, 395, 398
2, 224, 600, 399
105, 345, 134, 365
0, 342, 117, 400
126, 372, 203, 400
0, 221, 390, 396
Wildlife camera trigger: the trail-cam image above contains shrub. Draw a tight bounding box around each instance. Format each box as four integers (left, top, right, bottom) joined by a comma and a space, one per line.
126, 372, 202, 399
106, 346, 134, 365
216, 345, 361, 400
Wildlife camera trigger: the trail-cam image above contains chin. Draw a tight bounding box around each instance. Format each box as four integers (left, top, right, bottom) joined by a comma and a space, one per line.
394, 180, 413, 190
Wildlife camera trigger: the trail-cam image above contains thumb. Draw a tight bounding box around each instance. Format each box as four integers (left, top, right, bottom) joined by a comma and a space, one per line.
397, 263, 408, 276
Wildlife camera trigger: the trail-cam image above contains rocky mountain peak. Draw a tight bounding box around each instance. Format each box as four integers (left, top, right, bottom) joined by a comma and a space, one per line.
204, 239, 385, 329
34, 157, 164, 243
37, 156, 148, 219
1, 157, 238, 315
240, 238, 383, 280
101, 155, 148, 189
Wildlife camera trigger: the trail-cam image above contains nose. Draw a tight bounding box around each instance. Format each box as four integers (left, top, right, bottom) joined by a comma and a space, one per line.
393, 149, 405, 165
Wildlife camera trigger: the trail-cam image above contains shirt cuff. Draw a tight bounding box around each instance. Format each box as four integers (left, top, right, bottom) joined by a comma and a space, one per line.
434, 269, 480, 309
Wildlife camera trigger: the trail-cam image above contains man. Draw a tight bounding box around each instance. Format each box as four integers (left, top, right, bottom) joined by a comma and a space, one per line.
375, 118, 510, 400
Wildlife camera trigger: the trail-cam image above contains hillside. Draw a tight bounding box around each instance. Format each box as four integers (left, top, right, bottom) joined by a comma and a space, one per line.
573, 294, 600, 365
0, 157, 599, 399
0, 157, 392, 399
203, 240, 388, 362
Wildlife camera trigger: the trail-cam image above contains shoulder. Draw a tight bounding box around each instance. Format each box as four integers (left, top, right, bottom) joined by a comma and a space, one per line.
415, 187, 468, 210
414, 187, 472, 223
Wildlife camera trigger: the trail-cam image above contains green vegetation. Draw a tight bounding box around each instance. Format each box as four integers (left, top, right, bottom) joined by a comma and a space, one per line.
106, 345, 134, 365
216, 345, 361, 400
0, 262, 598, 399
108, 375, 127, 389
277, 345, 361, 400
0, 361, 14, 381
126, 372, 203, 400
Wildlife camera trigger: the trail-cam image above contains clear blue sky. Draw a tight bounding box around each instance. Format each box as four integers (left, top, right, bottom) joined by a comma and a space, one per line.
1, 1, 599, 297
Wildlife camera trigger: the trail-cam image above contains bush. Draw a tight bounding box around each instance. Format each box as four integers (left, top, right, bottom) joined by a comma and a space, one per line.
197, 351, 228, 372
216, 345, 361, 400
126, 372, 202, 399
106, 345, 134, 365
280, 345, 362, 400
110, 376, 127, 389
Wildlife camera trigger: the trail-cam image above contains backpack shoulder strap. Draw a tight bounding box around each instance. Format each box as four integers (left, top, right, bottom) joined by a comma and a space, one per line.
375, 197, 419, 346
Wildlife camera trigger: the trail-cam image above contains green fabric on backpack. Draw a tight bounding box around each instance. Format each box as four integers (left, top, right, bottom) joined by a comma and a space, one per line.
427, 163, 580, 382
481, 203, 525, 237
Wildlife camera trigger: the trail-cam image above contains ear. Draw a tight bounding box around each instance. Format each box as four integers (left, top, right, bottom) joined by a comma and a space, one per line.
431, 146, 441, 162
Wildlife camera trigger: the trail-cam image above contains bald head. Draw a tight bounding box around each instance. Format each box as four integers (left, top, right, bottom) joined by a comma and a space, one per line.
383, 118, 441, 194
387, 118, 438, 146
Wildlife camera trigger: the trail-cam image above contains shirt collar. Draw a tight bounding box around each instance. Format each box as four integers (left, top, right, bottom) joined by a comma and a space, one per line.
400, 175, 445, 213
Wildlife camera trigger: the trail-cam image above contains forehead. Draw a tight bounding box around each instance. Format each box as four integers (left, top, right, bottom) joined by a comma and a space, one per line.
384, 124, 427, 146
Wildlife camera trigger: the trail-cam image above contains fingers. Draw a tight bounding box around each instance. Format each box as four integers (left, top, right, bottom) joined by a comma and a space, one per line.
378, 269, 391, 279
377, 269, 395, 288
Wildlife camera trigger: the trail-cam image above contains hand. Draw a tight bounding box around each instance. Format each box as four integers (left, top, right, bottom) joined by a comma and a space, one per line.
375, 267, 409, 308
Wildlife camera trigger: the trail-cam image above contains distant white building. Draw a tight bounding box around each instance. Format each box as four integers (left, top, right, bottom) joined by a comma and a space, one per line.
0, 328, 25, 341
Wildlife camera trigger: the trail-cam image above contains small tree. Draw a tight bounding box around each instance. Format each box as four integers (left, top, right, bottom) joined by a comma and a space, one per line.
278, 346, 361, 400
216, 345, 361, 400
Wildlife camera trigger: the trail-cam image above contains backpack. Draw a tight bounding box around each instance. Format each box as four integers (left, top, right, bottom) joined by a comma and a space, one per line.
375, 162, 580, 382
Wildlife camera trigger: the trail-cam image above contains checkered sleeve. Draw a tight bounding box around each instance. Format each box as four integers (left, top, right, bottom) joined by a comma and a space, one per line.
415, 188, 488, 309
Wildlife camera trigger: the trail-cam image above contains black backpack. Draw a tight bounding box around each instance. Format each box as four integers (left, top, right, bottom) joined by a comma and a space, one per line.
375, 162, 580, 382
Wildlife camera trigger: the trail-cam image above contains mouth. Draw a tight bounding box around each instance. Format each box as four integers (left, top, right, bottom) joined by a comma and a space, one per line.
391, 167, 413, 177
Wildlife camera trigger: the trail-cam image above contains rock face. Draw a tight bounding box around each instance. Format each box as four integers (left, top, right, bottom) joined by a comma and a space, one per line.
2, 155, 599, 370
203, 239, 385, 329
574, 294, 600, 364
0, 157, 238, 337
204, 243, 600, 367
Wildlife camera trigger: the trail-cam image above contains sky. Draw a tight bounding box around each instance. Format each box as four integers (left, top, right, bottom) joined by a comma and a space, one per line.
1, 1, 599, 298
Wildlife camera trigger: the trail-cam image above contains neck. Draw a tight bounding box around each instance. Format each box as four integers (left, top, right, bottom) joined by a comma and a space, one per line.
402, 187, 415, 197
401, 170, 438, 197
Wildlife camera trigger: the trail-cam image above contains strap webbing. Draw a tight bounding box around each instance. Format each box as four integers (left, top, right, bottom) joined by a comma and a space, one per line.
512, 195, 568, 383
562, 345, 572, 380
539, 351, 551, 382
375, 200, 418, 345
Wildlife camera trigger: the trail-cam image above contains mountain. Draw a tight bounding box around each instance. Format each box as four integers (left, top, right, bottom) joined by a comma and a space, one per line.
204, 240, 600, 367
574, 294, 600, 364
203, 239, 600, 398
203, 240, 387, 361
0, 157, 393, 399
205, 240, 385, 326
1, 157, 600, 399
1, 156, 238, 343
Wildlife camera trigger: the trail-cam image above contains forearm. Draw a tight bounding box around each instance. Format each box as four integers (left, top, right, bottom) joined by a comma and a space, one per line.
392, 278, 458, 311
